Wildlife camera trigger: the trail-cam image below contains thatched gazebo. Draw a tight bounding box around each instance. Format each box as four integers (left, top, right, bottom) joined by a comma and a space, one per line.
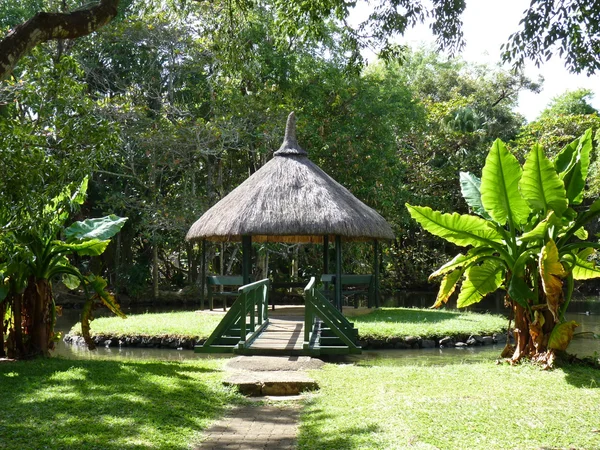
186, 112, 394, 308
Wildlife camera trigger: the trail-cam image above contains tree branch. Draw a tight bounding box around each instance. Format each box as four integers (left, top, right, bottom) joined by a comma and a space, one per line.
0, 0, 120, 80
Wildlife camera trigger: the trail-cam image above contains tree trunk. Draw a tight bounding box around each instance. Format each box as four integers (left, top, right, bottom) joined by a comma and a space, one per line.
153, 242, 159, 300
511, 300, 557, 363
12, 292, 24, 358
25, 278, 52, 357
0, 301, 5, 358
511, 301, 530, 361
0, 0, 120, 80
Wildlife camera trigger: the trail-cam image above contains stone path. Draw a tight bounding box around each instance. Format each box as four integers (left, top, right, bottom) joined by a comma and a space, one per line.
195, 403, 301, 450
195, 355, 323, 450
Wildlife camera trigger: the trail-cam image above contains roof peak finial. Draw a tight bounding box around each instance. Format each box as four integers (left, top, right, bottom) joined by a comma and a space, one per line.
274, 111, 307, 156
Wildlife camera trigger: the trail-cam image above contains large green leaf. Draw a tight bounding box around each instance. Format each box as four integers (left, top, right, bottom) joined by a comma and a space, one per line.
429, 249, 492, 280
480, 139, 530, 227
507, 275, 535, 308
62, 273, 81, 290
571, 255, 600, 280
519, 212, 561, 243
548, 321, 578, 351
539, 240, 567, 321
64, 215, 128, 242
86, 275, 126, 319
554, 135, 578, 175
432, 269, 463, 308
520, 144, 567, 215
53, 239, 110, 256
406, 204, 503, 248
456, 259, 504, 308
555, 129, 592, 205
459, 172, 491, 220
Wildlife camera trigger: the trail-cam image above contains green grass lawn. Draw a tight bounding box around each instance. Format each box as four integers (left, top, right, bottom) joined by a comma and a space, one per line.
0, 357, 243, 450
68, 311, 225, 339
299, 359, 600, 450
352, 307, 507, 339
3, 355, 599, 450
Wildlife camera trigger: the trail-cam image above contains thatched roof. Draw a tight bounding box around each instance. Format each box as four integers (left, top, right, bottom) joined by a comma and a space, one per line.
186, 112, 395, 244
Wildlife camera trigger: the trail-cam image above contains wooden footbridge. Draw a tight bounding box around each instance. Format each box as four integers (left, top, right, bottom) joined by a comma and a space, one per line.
195, 278, 361, 356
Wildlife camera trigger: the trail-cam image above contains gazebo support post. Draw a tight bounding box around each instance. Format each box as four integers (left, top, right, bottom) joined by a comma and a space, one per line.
373, 240, 380, 308
200, 239, 207, 310
242, 235, 252, 285
335, 235, 342, 311
323, 235, 329, 275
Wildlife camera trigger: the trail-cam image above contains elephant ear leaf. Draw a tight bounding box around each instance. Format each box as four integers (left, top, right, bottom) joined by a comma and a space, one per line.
548, 320, 578, 351
539, 240, 567, 322
571, 255, 600, 280
520, 144, 567, 216
86, 275, 126, 319
459, 172, 491, 220
432, 269, 463, 308
456, 259, 504, 308
53, 239, 110, 257
480, 139, 530, 227
406, 204, 503, 248
554, 129, 592, 205
65, 215, 128, 242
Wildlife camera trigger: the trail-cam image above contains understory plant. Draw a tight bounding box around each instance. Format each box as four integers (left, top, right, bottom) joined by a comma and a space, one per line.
1, 178, 127, 357
407, 129, 600, 366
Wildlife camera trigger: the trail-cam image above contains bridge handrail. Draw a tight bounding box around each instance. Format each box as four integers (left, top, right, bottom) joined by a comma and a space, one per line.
199, 278, 269, 351
304, 277, 360, 350
237, 278, 270, 349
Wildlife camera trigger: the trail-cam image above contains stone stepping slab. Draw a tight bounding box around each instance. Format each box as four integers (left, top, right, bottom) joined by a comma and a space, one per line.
224, 355, 323, 396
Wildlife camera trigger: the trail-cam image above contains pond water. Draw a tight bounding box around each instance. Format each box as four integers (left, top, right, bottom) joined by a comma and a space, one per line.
54, 294, 600, 363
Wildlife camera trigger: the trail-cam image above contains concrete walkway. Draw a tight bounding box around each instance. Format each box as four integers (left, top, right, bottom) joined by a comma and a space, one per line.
195, 355, 323, 450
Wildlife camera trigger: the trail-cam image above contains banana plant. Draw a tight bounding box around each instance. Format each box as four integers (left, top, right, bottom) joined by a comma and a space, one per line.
1, 178, 127, 357
407, 129, 600, 366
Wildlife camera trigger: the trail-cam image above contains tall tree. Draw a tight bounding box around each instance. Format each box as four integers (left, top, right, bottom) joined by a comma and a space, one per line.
0, 0, 120, 79
4, 0, 600, 80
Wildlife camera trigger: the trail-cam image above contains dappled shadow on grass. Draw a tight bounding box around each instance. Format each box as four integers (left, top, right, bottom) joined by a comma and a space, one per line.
0, 357, 240, 450
559, 360, 600, 389
352, 307, 461, 325
297, 407, 381, 450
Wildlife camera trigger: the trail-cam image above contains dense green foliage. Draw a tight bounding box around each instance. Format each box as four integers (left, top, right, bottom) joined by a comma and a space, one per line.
407, 131, 600, 365
0, 178, 127, 357
1, 0, 600, 323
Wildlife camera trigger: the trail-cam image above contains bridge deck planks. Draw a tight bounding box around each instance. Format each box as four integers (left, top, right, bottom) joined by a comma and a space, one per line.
249, 316, 304, 351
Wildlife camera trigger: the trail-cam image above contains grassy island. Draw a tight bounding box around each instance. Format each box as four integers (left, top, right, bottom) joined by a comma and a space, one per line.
66, 307, 508, 344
